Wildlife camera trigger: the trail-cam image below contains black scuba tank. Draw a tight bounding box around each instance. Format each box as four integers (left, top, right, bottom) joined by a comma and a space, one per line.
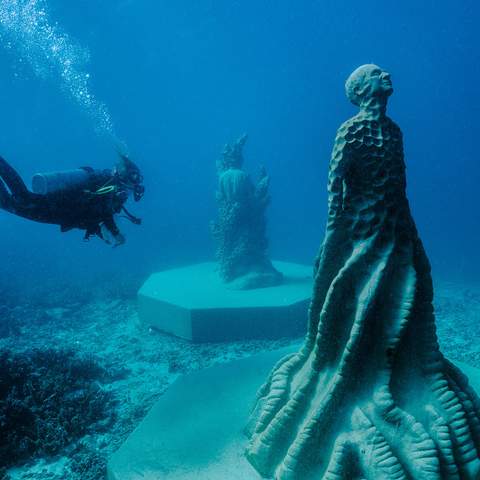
31, 169, 90, 195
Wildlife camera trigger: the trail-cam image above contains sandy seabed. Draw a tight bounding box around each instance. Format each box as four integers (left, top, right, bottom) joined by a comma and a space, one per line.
0, 278, 479, 480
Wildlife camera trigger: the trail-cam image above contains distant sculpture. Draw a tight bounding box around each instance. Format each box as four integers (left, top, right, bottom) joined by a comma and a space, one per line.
212, 134, 282, 290
245, 65, 480, 479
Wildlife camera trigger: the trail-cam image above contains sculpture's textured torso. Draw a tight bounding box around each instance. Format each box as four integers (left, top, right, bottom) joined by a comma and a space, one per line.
219, 168, 250, 203
330, 114, 407, 237
245, 67, 480, 479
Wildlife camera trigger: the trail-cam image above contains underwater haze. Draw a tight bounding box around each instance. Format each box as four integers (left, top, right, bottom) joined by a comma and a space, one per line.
0, 0, 479, 292
1, 1, 480, 479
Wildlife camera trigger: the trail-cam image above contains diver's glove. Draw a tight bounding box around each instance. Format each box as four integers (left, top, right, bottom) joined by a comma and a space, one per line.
112, 232, 126, 248
100, 223, 126, 247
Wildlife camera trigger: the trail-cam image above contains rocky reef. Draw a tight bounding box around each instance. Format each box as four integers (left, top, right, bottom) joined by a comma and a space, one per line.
245, 65, 480, 479
0, 279, 299, 480
0, 348, 115, 473
212, 134, 282, 290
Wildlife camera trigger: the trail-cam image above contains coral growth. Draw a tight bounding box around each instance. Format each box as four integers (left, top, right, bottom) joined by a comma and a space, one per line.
0, 468, 10, 480
0, 348, 115, 469
212, 134, 282, 289
245, 65, 480, 479
68, 448, 107, 480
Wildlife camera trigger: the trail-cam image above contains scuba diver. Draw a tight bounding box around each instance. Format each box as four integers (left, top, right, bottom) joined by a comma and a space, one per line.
0, 153, 144, 246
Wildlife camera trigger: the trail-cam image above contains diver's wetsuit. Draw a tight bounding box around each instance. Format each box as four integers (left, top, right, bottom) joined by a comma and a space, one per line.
0, 156, 127, 241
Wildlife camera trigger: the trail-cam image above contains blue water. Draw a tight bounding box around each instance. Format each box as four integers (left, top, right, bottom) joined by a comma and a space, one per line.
0, 0, 479, 292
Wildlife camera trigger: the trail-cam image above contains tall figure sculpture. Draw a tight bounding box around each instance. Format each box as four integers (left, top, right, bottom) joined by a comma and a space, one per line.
245, 65, 480, 479
212, 134, 282, 290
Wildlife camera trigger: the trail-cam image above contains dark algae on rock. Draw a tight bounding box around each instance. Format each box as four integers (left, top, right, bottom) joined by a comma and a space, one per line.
0, 348, 115, 470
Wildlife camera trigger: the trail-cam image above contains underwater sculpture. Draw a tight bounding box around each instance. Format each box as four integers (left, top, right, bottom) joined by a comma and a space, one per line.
212, 134, 282, 290
245, 65, 480, 479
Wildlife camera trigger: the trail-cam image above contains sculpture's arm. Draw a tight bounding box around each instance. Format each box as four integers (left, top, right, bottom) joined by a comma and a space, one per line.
327, 125, 352, 218
314, 126, 352, 273
255, 166, 270, 206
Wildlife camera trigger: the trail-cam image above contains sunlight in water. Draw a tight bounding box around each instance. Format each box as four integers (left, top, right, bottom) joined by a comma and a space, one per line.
0, 0, 116, 139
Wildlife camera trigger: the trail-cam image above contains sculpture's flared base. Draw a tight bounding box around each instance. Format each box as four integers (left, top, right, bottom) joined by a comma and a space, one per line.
138, 261, 312, 342
107, 348, 480, 480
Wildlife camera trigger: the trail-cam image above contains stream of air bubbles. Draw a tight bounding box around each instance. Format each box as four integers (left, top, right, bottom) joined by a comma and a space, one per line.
0, 0, 118, 141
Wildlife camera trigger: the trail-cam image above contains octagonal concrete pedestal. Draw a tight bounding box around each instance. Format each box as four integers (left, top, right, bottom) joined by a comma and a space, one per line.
107, 346, 480, 480
138, 261, 312, 342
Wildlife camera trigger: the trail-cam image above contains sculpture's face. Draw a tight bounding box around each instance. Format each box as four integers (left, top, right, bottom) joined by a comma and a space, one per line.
345, 64, 393, 105
366, 66, 393, 97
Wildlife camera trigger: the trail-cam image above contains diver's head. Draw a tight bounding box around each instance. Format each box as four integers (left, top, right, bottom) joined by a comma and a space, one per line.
114, 154, 145, 202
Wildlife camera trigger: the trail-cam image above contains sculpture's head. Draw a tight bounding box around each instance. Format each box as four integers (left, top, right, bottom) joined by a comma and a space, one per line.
345, 64, 393, 106
219, 134, 248, 171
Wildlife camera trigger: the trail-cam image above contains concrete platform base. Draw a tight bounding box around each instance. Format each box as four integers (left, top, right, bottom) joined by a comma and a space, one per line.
107, 346, 294, 480
107, 346, 480, 480
138, 261, 312, 342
